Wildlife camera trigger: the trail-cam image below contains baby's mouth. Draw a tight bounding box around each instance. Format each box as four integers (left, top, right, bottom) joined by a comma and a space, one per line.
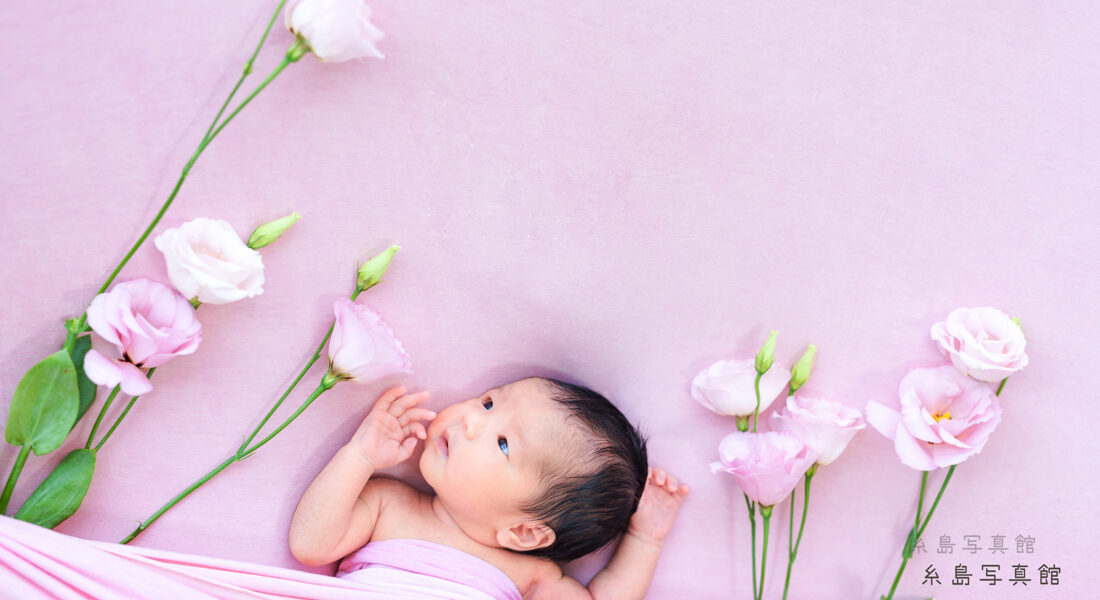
438, 431, 450, 458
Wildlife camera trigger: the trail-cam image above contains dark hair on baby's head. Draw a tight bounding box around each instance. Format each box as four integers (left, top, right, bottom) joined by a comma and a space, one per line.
522, 378, 648, 563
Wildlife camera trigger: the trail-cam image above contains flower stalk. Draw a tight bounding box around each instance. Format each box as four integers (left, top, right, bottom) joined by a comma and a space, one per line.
782, 471, 814, 600
121, 377, 335, 544
744, 495, 758, 600
758, 504, 773, 600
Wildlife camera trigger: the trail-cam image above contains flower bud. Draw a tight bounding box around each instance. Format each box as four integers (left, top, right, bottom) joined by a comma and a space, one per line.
357, 245, 400, 290
755, 330, 778, 375
247, 212, 301, 249
789, 344, 817, 394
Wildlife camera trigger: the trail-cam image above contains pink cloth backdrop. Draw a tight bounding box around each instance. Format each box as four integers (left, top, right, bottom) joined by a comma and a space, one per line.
1, 1, 1097, 598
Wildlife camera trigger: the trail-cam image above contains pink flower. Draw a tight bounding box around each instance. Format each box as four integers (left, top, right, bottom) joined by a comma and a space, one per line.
327, 298, 411, 382
691, 359, 790, 417
709, 431, 818, 506
284, 0, 385, 62
866, 365, 1002, 471
154, 218, 265, 305
83, 279, 202, 395
769, 396, 865, 466
931, 306, 1028, 383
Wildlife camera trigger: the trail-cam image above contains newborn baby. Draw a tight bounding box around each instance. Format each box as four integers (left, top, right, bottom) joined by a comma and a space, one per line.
289, 377, 688, 599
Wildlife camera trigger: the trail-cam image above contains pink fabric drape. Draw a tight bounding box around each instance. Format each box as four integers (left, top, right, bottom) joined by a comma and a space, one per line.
0, 516, 387, 599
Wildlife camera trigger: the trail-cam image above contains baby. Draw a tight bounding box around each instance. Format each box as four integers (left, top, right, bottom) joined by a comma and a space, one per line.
289, 377, 688, 599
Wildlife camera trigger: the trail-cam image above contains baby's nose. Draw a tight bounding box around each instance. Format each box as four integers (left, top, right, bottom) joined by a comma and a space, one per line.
461, 410, 483, 439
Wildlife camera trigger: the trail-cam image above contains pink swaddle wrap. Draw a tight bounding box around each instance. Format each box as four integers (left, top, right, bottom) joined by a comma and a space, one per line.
337, 538, 523, 600
0, 516, 522, 600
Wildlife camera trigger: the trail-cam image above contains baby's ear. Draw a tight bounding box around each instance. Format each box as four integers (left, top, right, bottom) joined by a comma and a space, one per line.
497, 521, 555, 552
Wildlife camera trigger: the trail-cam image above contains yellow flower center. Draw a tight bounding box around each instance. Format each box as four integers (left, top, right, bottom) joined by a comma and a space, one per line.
932, 410, 951, 422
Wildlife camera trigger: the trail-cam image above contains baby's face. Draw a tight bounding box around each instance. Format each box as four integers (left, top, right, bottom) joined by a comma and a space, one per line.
420, 378, 570, 538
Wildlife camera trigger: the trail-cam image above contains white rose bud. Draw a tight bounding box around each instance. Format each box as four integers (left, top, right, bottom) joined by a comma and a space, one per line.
284, 0, 385, 63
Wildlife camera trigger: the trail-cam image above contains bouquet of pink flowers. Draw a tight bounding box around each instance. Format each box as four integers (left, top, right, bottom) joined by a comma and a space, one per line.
695, 333, 865, 600
1, 0, 410, 543
697, 307, 1027, 599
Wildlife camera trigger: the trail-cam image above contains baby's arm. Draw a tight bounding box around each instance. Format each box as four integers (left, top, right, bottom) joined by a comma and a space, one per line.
532, 467, 689, 600
288, 386, 434, 566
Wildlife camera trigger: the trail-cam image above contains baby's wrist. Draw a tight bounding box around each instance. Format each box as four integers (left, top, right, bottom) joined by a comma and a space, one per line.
625, 527, 664, 549
342, 442, 378, 471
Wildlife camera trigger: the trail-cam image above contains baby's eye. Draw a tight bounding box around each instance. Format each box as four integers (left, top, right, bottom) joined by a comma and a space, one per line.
498, 436, 509, 456
482, 398, 493, 410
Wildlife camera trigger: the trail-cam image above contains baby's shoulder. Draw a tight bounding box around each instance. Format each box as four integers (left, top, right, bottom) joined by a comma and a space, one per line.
364, 476, 430, 513
363, 476, 434, 534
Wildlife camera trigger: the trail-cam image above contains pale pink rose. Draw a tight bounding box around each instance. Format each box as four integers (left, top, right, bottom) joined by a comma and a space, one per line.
866, 365, 1002, 471
691, 359, 790, 417
154, 218, 265, 305
285, 0, 385, 62
709, 431, 818, 507
769, 396, 865, 466
328, 298, 411, 382
83, 279, 202, 395
931, 306, 1028, 383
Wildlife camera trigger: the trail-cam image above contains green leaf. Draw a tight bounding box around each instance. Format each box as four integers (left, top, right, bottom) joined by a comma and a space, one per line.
5, 350, 80, 455
15, 449, 95, 528
70, 335, 98, 425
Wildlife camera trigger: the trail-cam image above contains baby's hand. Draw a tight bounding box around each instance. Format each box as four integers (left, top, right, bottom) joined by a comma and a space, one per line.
348, 386, 435, 470
627, 467, 689, 547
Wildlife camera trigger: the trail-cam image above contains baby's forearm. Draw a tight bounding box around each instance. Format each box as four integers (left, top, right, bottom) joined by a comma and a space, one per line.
288, 443, 375, 565
586, 531, 663, 600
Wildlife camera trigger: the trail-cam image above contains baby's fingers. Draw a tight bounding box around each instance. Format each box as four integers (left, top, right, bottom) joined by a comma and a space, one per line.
399, 407, 437, 426
372, 386, 407, 413
405, 421, 428, 440
397, 435, 420, 461
648, 467, 687, 494
390, 390, 430, 416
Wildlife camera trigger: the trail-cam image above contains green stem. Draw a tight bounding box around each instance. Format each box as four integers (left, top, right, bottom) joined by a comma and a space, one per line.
200, 0, 290, 144
752, 371, 763, 433
0, 445, 32, 515
744, 495, 758, 600
910, 471, 928, 555
782, 472, 814, 600
240, 379, 335, 459
121, 379, 335, 544
86, 367, 157, 451
238, 282, 367, 451
913, 465, 956, 543
70, 2, 296, 334
885, 467, 950, 600
201, 47, 298, 150
85, 386, 121, 449
239, 324, 334, 452
758, 505, 772, 600
120, 454, 236, 544
94, 397, 139, 452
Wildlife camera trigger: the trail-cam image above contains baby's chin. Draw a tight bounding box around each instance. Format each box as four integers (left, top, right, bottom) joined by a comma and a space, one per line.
417, 451, 440, 490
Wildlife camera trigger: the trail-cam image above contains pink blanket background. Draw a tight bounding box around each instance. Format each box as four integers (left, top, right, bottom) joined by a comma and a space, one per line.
1, 1, 1096, 598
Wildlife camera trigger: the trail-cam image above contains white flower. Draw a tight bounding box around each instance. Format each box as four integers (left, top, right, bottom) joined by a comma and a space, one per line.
930, 307, 1028, 382
285, 0, 385, 63
691, 359, 790, 417
154, 218, 264, 304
